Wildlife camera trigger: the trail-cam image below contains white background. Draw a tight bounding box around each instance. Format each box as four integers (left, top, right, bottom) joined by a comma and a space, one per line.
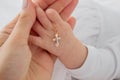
0, 0, 22, 29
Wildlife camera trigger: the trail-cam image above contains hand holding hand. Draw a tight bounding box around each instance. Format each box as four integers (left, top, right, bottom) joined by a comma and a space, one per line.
30, 6, 88, 69
0, 0, 79, 80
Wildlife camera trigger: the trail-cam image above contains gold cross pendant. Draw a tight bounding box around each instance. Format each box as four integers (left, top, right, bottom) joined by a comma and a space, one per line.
53, 33, 61, 47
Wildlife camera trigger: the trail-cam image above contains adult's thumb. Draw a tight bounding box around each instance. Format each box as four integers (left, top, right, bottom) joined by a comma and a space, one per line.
8, 0, 36, 43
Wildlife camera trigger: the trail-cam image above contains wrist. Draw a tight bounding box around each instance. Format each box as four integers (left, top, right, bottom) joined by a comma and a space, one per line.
58, 39, 88, 69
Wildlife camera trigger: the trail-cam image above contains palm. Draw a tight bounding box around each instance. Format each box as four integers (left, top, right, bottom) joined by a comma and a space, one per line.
0, 25, 56, 80
26, 44, 55, 80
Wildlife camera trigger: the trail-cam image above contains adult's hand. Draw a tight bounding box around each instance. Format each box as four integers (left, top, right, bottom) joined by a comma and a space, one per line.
0, 0, 56, 80
0, 0, 36, 80
33, 0, 78, 20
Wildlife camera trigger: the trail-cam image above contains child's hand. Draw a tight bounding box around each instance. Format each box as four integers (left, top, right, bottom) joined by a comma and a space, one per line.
31, 6, 88, 69
31, 6, 75, 56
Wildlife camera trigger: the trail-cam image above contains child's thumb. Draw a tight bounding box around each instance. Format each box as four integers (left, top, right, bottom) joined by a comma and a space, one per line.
8, 0, 36, 43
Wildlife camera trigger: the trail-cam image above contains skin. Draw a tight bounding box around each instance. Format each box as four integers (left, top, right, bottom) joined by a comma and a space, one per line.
33, 0, 78, 20
30, 6, 88, 69
0, 0, 78, 80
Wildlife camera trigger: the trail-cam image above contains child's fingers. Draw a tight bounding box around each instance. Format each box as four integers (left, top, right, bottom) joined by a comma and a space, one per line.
46, 9, 63, 24
67, 17, 76, 30
32, 21, 46, 37
36, 6, 52, 30
29, 35, 43, 48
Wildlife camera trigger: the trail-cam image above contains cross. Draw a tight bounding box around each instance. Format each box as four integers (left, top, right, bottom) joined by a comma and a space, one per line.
53, 33, 61, 47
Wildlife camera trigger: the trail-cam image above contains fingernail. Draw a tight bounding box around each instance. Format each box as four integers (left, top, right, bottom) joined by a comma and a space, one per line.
22, 0, 28, 9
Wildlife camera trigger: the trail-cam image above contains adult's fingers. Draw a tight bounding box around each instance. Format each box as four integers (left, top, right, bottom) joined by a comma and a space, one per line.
7, 0, 36, 44
33, 0, 74, 20
60, 0, 78, 20
0, 15, 19, 46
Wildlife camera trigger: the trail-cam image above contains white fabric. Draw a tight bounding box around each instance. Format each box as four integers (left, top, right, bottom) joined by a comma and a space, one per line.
0, 0, 120, 80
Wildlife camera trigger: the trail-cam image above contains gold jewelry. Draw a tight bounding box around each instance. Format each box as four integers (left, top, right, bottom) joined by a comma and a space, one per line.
52, 26, 61, 47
